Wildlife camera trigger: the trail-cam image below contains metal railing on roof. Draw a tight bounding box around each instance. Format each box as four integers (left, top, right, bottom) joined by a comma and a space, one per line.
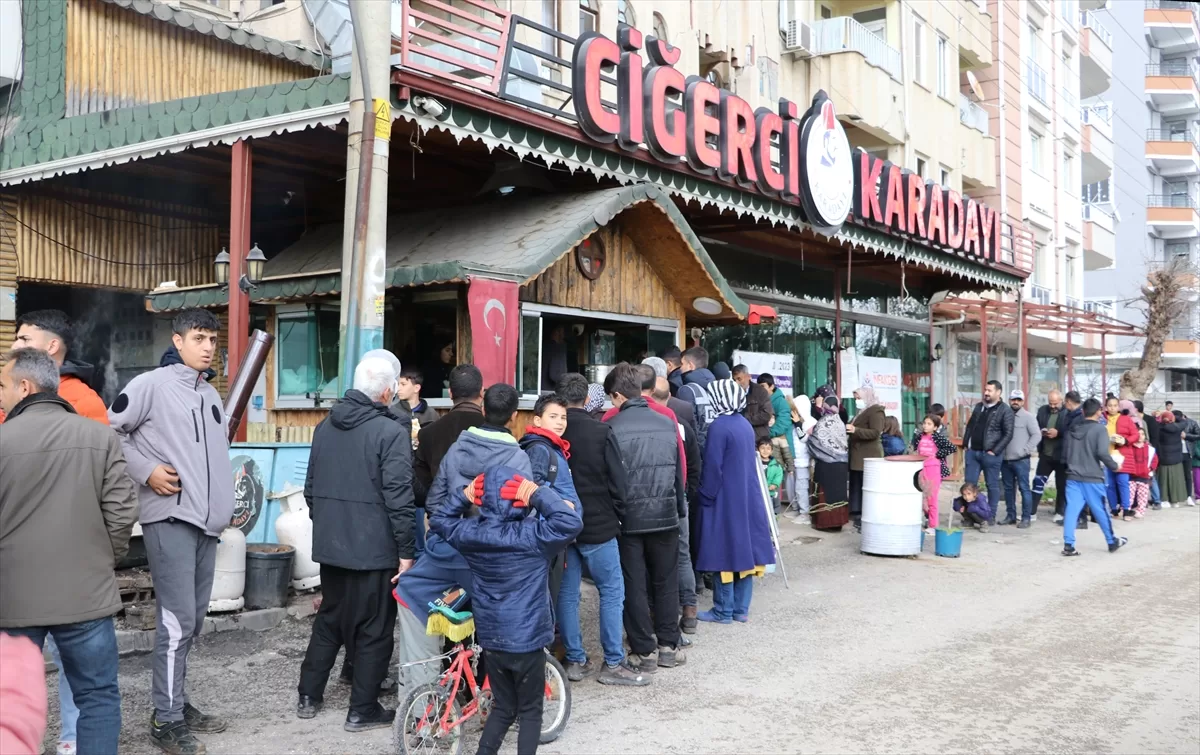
1026, 59, 1049, 106
1147, 193, 1198, 208
1080, 11, 1113, 48
810, 17, 903, 82
958, 92, 989, 134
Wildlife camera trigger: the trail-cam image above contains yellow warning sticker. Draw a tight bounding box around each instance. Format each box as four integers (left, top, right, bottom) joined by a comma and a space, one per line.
374, 295, 385, 319
374, 98, 390, 139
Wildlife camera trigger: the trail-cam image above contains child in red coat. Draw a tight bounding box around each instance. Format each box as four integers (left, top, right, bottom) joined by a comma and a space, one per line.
1126, 426, 1158, 519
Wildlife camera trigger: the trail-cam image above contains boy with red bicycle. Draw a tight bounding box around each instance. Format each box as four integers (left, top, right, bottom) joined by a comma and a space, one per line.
430, 465, 582, 755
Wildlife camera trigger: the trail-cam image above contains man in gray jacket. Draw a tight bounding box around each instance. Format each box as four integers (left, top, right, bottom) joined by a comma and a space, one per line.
1001, 390, 1042, 528
0, 348, 137, 755
109, 309, 233, 755
1062, 398, 1126, 557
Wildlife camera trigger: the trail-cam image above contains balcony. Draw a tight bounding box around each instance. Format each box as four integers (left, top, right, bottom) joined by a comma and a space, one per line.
1147, 193, 1200, 237
1146, 129, 1200, 176
1026, 59, 1051, 121
1081, 106, 1114, 183
1146, 1, 1200, 56
958, 0, 993, 69
1146, 61, 1200, 117
1029, 283, 1053, 306
811, 17, 905, 144
1080, 11, 1113, 96
1082, 203, 1116, 269
959, 96, 996, 189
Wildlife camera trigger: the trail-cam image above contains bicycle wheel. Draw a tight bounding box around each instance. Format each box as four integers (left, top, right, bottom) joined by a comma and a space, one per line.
539, 653, 571, 744
394, 683, 462, 755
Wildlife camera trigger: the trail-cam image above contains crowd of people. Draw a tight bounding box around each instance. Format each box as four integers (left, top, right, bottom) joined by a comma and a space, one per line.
1, 308, 1194, 755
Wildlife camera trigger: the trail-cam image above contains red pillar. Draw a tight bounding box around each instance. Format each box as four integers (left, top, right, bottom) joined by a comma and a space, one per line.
1066, 324, 1074, 393
228, 139, 252, 443
1019, 303, 1029, 399
979, 302, 988, 393
1101, 333, 1108, 396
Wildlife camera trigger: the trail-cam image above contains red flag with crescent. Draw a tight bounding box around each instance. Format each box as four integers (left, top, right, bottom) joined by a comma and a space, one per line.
467, 278, 520, 388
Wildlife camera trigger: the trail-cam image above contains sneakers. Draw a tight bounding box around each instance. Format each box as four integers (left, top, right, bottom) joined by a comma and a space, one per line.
56, 742, 76, 755
1151, 503, 1163, 511
565, 659, 594, 682
656, 645, 687, 668
1062, 544, 1080, 557
696, 609, 732, 625
1162, 501, 1172, 509
183, 704, 226, 734
149, 717, 205, 755
997, 517, 1017, 526
1053, 513, 1064, 524
1030, 514, 1038, 522
1016, 519, 1031, 529
732, 614, 749, 623
629, 652, 658, 674
344, 705, 396, 733
680, 605, 698, 635
296, 695, 321, 720
597, 660, 650, 687
1134, 512, 1145, 519
1188, 498, 1197, 507
1108, 536, 1128, 553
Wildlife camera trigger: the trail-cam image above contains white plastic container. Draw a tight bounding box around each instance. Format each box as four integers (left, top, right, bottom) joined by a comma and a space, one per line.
273, 484, 321, 590
860, 457, 924, 556
208, 526, 246, 612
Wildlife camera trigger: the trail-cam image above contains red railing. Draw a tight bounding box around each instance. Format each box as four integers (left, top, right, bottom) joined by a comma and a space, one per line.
397, 0, 512, 96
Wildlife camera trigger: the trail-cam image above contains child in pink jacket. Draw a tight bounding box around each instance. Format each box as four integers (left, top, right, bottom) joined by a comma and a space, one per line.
917, 415, 943, 533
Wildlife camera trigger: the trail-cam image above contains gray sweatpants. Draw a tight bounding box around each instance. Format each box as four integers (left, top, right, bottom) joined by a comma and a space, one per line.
143, 520, 218, 723
396, 606, 441, 692
677, 515, 697, 608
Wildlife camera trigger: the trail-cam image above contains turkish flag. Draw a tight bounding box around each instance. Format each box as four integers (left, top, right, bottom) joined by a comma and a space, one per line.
467, 278, 520, 388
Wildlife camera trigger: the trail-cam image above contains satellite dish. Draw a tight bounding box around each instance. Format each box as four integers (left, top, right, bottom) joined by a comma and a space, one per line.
966, 70, 984, 101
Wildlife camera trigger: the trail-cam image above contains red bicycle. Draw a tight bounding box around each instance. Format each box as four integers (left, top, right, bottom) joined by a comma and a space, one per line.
394, 641, 570, 755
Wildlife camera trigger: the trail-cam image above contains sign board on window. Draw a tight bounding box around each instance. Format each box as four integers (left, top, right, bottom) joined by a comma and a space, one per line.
732, 350, 794, 394
856, 355, 903, 419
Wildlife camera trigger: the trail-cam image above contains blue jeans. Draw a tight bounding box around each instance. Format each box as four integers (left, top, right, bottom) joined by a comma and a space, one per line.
1106, 468, 1131, 512
712, 574, 754, 621
1151, 476, 1161, 505
1063, 480, 1116, 548
965, 449, 1003, 521
1002, 457, 1033, 521
557, 538, 625, 667
6, 617, 120, 755
47, 636, 79, 744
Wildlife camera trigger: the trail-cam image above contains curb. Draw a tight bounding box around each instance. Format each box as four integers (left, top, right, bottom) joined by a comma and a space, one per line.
115, 607, 289, 657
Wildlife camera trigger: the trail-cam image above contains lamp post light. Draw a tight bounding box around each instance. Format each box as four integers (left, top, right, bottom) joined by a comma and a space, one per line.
214, 244, 266, 293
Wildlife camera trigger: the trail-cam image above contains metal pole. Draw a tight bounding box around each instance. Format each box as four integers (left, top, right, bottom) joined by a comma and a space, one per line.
1067, 324, 1074, 393
979, 302, 988, 393
228, 139, 252, 442
834, 269, 842, 398
1018, 294, 1028, 399
338, 0, 391, 387
1101, 332, 1107, 396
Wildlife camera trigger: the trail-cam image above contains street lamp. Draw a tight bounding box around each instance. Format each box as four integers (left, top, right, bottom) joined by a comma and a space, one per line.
931, 343, 944, 362
214, 244, 267, 293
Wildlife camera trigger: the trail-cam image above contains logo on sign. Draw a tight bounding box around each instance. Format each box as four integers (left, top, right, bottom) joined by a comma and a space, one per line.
229, 456, 265, 535
801, 95, 854, 233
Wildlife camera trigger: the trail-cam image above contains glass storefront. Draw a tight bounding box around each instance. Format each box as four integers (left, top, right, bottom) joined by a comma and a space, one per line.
701, 314, 835, 399
853, 324, 930, 440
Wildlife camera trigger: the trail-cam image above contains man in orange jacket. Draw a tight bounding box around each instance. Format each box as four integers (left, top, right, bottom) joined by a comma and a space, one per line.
0, 310, 108, 425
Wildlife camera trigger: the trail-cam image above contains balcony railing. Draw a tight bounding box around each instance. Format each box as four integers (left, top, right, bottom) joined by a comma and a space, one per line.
1147, 0, 1200, 13
1083, 179, 1111, 203
1083, 203, 1114, 222
1026, 60, 1049, 106
1081, 104, 1111, 126
1170, 326, 1199, 340
1080, 11, 1113, 48
1066, 296, 1081, 310
1146, 129, 1200, 146
1084, 299, 1115, 317
1147, 61, 1200, 82
1148, 193, 1198, 208
959, 93, 989, 134
811, 17, 903, 82
1029, 284, 1053, 305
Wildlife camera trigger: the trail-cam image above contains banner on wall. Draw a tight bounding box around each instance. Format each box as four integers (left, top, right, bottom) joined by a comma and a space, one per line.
856, 355, 903, 419
732, 350, 794, 394
467, 277, 520, 389
839, 349, 859, 399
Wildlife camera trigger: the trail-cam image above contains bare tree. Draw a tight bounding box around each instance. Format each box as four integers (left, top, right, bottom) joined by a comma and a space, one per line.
1119, 256, 1192, 400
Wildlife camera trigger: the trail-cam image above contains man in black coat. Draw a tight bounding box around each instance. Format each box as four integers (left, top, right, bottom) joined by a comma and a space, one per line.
604, 363, 687, 673
963, 380, 1015, 524
298, 354, 415, 731
1055, 391, 1087, 528
412, 365, 484, 554
733, 364, 773, 442
1032, 390, 1065, 519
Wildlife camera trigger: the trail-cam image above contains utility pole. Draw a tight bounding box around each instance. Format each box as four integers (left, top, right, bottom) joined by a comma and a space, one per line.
338, 0, 392, 387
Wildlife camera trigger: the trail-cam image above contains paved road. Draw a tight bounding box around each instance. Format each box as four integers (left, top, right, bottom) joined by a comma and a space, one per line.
51, 505, 1200, 754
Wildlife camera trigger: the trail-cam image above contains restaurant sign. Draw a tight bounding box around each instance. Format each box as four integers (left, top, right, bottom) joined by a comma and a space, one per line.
853, 152, 1002, 262
571, 26, 853, 234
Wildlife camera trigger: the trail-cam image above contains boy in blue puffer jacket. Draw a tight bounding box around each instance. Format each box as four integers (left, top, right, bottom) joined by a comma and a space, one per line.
430, 466, 582, 755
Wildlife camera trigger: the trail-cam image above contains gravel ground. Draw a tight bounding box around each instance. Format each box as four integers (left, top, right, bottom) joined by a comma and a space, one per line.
42, 501, 1200, 755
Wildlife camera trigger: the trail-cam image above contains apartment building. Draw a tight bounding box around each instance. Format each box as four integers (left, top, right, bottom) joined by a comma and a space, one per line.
1078, 0, 1200, 402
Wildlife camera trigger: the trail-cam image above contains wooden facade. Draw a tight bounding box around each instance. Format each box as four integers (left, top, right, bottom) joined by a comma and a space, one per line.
519, 225, 686, 324
3, 189, 218, 290
65, 0, 313, 116
0, 195, 18, 348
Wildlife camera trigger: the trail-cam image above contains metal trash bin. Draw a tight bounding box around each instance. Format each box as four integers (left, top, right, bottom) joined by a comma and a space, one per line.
860, 457, 924, 556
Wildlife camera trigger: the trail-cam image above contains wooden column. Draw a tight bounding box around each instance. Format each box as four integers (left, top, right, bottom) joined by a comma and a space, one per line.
229, 139, 252, 443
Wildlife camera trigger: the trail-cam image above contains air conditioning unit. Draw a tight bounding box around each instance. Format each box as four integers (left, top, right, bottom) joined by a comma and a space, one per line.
784, 20, 813, 57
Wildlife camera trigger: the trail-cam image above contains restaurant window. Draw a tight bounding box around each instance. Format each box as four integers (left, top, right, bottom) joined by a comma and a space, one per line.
852, 325, 929, 440
652, 11, 668, 41
700, 314, 836, 400
276, 304, 342, 407
579, 0, 598, 34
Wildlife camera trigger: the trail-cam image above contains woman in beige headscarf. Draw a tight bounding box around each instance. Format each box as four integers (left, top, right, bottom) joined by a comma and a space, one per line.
846, 384, 887, 532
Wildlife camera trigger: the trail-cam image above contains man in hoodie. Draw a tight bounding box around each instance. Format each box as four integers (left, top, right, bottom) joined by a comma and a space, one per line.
1062, 398, 1127, 556
1055, 391, 1088, 530
677, 346, 717, 449
108, 309, 232, 755
660, 345, 683, 396
296, 355, 414, 732
1, 309, 108, 424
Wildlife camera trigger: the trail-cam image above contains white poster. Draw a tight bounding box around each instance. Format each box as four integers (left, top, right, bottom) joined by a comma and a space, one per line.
856, 356, 903, 419
731, 350, 794, 394
839, 349, 859, 399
